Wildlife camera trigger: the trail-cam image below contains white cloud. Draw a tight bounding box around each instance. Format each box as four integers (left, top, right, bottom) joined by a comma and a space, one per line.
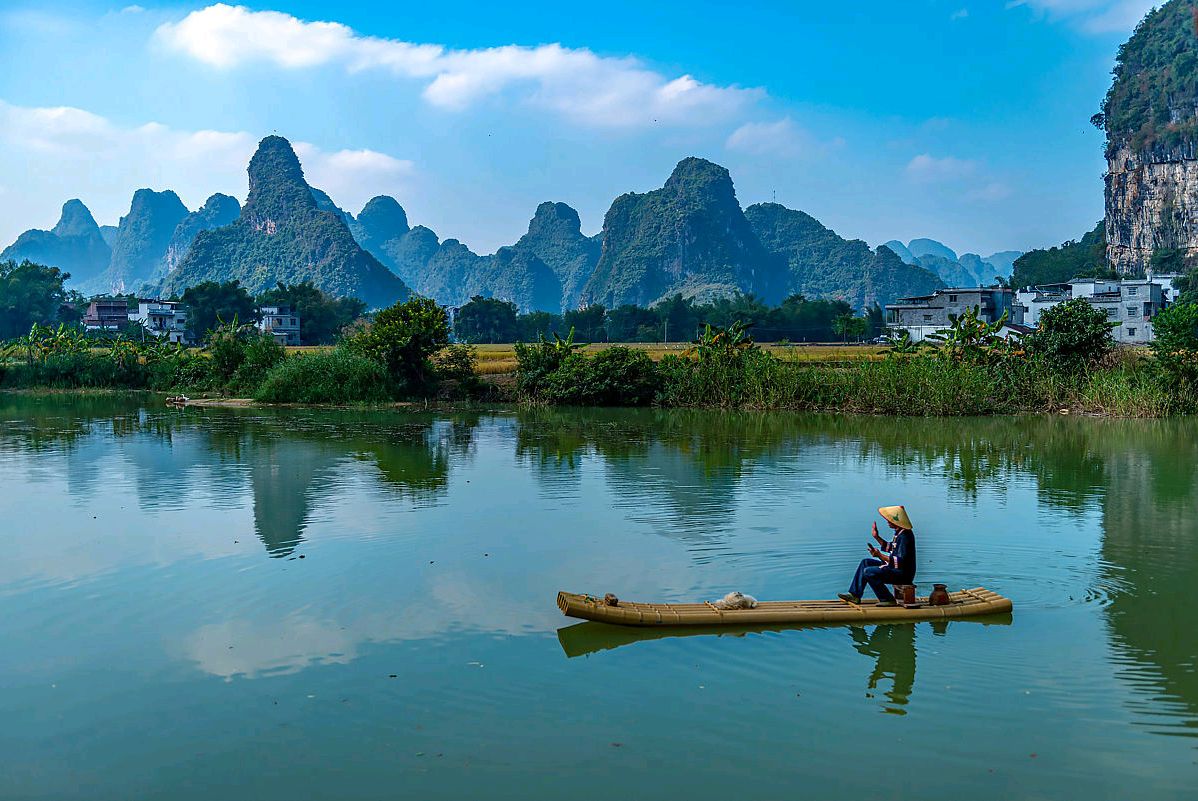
951, 8, 970, 20
1008, 0, 1157, 33
154, 3, 761, 128
967, 181, 1014, 202
0, 99, 414, 243
725, 118, 808, 157
905, 153, 979, 183
120, 5, 146, 13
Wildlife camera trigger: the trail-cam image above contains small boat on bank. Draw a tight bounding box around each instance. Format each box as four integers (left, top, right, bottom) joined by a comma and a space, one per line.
556, 587, 1012, 627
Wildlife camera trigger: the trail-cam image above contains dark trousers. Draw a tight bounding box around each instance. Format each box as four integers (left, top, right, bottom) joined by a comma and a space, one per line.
848, 558, 905, 602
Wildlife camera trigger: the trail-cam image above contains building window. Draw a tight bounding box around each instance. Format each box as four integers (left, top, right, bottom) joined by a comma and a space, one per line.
1127, 328, 1137, 337
922, 314, 933, 323
1127, 286, 1138, 296
1105, 308, 1116, 318
1126, 305, 1139, 317
948, 294, 958, 303
291, 318, 297, 326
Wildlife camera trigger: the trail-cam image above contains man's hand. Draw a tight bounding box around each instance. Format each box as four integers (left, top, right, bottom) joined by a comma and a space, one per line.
872, 521, 885, 545
868, 544, 884, 560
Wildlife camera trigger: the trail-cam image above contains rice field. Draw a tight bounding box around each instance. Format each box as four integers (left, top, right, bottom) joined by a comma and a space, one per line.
470, 342, 887, 375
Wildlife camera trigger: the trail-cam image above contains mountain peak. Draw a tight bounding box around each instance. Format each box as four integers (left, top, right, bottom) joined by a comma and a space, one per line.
246, 135, 313, 216
52, 199, 100, 238
664, 157, 733, 193
357, 196, 409, 235
528, 201, 582, 236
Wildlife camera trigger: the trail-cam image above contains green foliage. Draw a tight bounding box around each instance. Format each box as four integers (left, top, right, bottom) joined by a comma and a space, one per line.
1149, 301, 1198, 386
454, 296, 519, 343
513, 328, 585, 399
0, 260, 74, 340
885, 328, 923, 355
182, 280, 258, 340
1175, 269, 1198, 304
516, 311, 565, 342
924, 307, 1017, 365
832, 312, 868, 342
1150, 246, 1188, 274
341, 296, 450, 396
1011, 223, 1109, 288
205, 320, 285, 391
536, 347, 661, 406
432, 344, 486, 399
563, 305, 607, 341
256, 281, 366, 345
1024, 298, 1116, 371
255, 350, 391, 404
1099, 1, 1198, 154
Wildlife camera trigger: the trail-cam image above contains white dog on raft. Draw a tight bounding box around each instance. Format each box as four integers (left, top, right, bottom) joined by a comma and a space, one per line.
711, 591, 758, 610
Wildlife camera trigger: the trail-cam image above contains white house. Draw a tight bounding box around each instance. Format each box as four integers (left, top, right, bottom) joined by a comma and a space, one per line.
258, 305, 301, 346
129, 300, 190, 344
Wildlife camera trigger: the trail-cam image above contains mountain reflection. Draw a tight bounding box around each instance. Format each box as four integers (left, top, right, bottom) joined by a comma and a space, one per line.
0, 395, 470, 557
2, 394, 1197, 734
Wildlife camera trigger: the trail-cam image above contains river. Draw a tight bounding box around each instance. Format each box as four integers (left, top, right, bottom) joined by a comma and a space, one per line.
0, 395, 1194, 799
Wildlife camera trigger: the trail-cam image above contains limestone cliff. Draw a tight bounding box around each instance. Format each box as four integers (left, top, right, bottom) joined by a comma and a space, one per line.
1100, 1, 1198, 273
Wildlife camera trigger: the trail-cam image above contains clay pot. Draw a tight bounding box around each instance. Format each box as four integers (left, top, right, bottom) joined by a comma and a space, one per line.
928, 584, 951, 606
895, 584, 917, 605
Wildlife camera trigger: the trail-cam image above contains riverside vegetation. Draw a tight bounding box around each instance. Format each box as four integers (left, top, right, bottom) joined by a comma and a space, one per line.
4, 274, 1196, 415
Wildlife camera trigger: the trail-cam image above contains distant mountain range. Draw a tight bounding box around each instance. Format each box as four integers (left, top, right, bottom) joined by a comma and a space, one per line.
3, 135, 1020, 312
882, 239, 1021, 289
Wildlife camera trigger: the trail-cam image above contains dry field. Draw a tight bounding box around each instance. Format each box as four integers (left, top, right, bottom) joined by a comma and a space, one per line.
280, 342, 886, 375
470, 342, 887, 375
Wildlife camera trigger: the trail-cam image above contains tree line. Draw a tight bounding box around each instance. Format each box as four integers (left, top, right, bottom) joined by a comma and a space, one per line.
452, 293, 885, 344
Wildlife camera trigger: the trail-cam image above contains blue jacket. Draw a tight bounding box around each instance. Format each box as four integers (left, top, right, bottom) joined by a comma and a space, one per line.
883, 529, 917, 582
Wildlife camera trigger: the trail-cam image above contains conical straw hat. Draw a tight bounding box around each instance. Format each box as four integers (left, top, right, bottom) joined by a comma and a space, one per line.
878, 505, 912, 530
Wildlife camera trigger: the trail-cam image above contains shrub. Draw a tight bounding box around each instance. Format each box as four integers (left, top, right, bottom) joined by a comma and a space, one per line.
1149, 301, 1198, 388
537, 347, 660, 406
255, 350, 391, 404
1024, 298, 1114, 371
514, 328, 583, 399
205, 322, 285, 392
432, 344, 485, 399
342, 297, 449, 396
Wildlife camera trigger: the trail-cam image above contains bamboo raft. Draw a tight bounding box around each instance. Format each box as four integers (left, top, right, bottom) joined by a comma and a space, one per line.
557, 587, 1012, 627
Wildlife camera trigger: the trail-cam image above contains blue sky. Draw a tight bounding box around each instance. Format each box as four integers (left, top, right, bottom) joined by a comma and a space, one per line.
0, 1, 1156, 257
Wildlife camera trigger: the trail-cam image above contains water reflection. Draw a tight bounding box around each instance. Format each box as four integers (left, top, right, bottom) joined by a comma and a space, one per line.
0, 396, 473, 559
850, 623, 918, 714
2, 395, 1197, 745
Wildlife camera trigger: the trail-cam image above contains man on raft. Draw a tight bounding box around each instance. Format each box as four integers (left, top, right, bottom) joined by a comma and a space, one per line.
839, 505, 917, 607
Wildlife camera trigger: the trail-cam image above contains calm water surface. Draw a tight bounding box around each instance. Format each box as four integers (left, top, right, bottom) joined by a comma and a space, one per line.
0, 395, 1195, 800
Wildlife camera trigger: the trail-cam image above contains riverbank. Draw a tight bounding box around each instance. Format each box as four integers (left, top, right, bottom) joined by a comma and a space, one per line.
2, 346, 1190, 417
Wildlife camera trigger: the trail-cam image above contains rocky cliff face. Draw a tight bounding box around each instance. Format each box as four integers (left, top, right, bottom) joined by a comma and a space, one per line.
1105, 145, 1198, 273
1100, 1, 1198, 273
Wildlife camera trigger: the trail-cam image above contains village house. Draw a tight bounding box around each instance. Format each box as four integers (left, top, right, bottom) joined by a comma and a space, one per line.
885, 287, 1020, 342
129, 299, 191, 344
258, 305, 301, 346
81, 298, 132, 332
1014, 274, 1175, 345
